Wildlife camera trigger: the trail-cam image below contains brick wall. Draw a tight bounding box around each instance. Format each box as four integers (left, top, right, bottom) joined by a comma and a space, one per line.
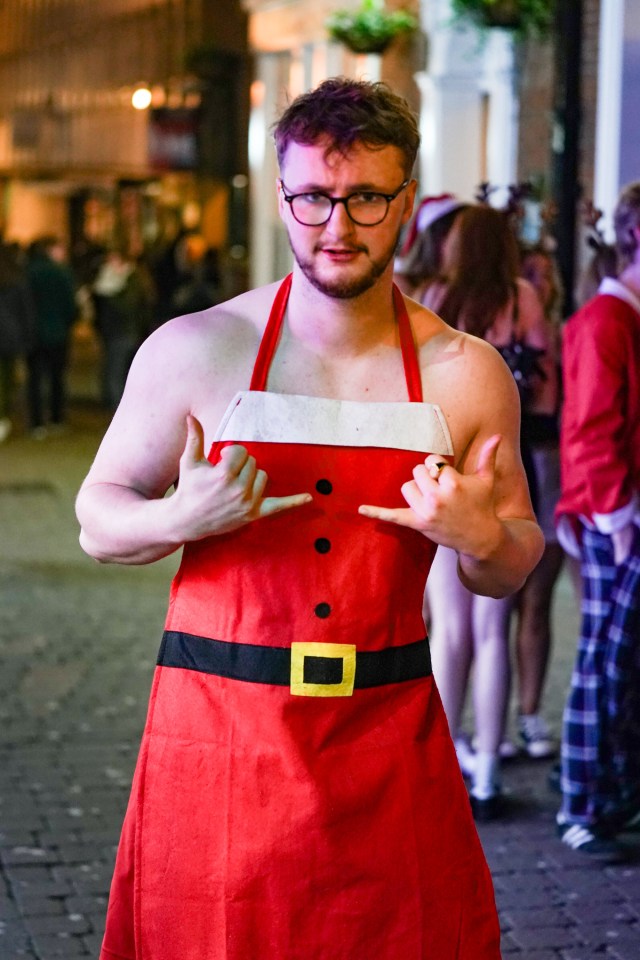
517, 0, 600, 206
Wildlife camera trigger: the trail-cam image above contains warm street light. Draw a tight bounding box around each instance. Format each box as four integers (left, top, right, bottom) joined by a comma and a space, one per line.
131, 84, 152, 110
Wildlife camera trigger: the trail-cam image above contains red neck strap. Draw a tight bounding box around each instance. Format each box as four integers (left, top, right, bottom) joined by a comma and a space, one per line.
249, 273, 423, 402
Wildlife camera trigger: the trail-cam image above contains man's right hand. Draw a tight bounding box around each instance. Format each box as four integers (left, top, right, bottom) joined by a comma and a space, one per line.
172, 415, 312, 540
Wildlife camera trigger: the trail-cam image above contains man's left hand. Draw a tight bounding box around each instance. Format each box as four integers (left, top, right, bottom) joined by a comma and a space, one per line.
358, 434, 504, 560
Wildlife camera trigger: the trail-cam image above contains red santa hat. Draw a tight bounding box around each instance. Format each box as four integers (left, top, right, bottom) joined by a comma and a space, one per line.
398, 194, 464, 258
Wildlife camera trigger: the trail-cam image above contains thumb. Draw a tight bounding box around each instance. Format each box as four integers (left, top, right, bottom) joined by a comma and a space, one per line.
181, 414, 205, 466
475, 434, 501, 479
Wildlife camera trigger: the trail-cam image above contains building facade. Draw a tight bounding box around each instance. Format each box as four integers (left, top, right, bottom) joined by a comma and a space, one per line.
0, 0, 250, 291
1, 0, 638, 304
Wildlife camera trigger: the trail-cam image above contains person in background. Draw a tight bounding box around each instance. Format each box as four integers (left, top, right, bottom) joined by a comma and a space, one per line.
393, 193, 467, 297
0, 243, 35, 441
504, 242, 564, 760
422, 204, 554, 819
25, 236, 77, 437
75, 78, 544, 959
171, 243, 222, 315
394, 193, 468, 631
575, 200, 618, 307
555, 181, 640, 862
92, 248, 154, 412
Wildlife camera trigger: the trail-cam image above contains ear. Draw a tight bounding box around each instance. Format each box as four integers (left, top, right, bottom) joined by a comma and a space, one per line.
402, 179, 418, 226
276, 178, 287, 223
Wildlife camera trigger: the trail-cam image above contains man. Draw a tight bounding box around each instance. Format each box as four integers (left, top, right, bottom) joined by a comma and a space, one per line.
555, 182, 640, 863
77, 78, 543, 960
25, 236, 77, 436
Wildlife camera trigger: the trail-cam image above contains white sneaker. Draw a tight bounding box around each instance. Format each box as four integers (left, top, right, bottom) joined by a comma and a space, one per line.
518, 713, 556, 759
472, 736, 518, 760
454, 736, 477, 778
499, 738, 519, 760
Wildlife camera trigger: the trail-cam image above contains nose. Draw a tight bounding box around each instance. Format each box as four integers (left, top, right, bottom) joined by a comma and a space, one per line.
323, 198, 355, 234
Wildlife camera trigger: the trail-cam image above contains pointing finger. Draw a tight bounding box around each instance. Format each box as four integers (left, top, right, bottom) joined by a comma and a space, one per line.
258, 493, 312, 518
358, 504, 422, 530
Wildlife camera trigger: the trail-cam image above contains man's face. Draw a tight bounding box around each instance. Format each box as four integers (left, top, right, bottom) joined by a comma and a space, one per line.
278, 139, 416, 299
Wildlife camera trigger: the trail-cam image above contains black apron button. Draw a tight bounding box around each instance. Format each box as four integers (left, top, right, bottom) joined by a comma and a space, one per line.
314, 602, 331, 619
316, 479, 332, 495
314, 538, 331, 554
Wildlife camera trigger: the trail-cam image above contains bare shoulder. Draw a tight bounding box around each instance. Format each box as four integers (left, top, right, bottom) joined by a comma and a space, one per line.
404, 296, 520, 467
405, 296, 512, 389
80, 281, 284, 496
141, 281, 280, 372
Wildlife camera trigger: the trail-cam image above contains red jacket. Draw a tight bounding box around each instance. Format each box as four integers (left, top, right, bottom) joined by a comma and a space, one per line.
556, 280, 640, 554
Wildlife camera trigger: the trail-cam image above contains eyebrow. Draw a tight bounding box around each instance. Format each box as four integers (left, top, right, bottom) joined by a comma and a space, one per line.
284, 181, 391, 194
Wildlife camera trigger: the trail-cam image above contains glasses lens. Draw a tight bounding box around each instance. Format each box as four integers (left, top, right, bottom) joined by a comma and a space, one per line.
291, 195, 332, 225
346, 195, 388, 225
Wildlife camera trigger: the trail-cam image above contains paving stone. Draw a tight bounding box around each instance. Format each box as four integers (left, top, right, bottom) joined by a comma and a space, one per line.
30, 933, 90, 956
1, 846, 62, 868
509, 924, 586, 950
565, 901, 636, 924
0, 919, 32, 951
8, 896, 65, 918
12, 881, 74, 902
502, 907, 574, 929
503, 952, 561, 960
560, 949, 619, 960
609, 946, 640, 960
0, 895, 20, 922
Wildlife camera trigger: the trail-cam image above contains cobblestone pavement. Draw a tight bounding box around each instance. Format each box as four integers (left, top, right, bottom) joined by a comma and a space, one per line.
1, 389, 639, 959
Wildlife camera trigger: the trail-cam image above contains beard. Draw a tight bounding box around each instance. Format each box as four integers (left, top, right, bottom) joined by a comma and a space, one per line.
287, 227, 402, 299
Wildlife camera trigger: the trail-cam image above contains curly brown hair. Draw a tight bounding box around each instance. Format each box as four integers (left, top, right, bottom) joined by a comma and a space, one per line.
273, 77, 420, 177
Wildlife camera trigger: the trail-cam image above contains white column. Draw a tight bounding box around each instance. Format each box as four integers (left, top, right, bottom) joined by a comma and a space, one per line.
480, 28, 518, 208
594, 0, 624, 239
248, 52, 291, 288
416, 0, 517, 205
415, 69, 482, 200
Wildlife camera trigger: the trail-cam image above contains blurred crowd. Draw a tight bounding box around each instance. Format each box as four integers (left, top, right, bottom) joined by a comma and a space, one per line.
393, 184, 623, 823
0, 229, 224, 441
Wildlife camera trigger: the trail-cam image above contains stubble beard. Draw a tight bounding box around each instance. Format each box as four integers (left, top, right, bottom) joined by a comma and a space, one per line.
288, 228, 402, 300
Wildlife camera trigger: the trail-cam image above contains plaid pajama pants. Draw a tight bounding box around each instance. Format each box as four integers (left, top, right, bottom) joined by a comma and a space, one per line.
560, 522, 640, 829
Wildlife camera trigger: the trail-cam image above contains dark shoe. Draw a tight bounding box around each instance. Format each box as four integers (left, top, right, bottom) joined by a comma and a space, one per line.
548, 762, 561, 794
618, 807, 640, 833
470, 792, 504, 822
557, 821, 627, 863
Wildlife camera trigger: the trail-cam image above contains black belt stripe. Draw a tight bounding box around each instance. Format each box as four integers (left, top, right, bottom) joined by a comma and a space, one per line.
158, 630, 432, 689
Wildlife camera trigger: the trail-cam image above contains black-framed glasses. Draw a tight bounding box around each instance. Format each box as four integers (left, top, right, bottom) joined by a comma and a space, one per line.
279, 179, 410, 226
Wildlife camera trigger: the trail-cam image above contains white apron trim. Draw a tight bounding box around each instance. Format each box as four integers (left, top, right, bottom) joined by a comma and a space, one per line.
213, 391, 454, 456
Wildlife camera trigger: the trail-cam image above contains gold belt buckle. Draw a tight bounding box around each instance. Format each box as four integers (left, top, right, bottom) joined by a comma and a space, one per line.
290, 642, 356, 697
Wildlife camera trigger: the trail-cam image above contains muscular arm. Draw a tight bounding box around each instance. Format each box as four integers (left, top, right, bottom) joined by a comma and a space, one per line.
360, 334, 544, 597
76, 317, 310, 565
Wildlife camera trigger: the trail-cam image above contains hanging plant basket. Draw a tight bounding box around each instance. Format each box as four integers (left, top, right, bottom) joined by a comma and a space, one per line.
480, 1, 521, 28
450, 0, 554, 39
326, 0, 418, 56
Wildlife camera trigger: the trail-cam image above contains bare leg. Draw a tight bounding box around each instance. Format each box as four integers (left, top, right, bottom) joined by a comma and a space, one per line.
471, 594, 512, 755
426, 545, 474, 740
515, 543, 564, 715
564, 553, 582, 608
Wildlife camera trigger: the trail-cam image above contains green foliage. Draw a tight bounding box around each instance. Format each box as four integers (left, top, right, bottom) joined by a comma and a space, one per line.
326, 0, 418, 55
450, 0, 554, 39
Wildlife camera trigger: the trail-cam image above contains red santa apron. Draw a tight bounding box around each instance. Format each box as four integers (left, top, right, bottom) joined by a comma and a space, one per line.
100, 275, 501, 960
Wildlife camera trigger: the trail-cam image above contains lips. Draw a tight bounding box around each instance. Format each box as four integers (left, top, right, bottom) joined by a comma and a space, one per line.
318, 246, 365, 260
